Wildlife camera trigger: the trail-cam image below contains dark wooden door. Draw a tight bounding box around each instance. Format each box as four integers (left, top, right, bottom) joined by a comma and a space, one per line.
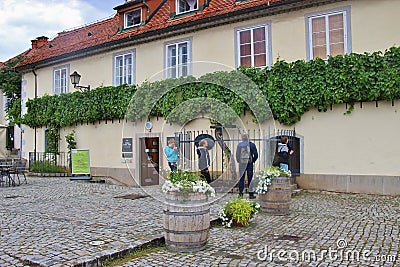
140, 137, 160, 186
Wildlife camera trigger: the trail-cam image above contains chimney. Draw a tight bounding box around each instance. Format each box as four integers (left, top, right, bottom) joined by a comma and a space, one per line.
36, 36, 49, 47
31, 39, 38, 49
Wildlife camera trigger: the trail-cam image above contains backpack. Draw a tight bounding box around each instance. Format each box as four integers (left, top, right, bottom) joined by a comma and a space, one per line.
239, 144, 252, 164
277, 144, 289, 162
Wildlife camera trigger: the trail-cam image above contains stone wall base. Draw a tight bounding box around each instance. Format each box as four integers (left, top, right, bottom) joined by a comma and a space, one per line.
297, 174, 400, 196
90, 167, 138, 186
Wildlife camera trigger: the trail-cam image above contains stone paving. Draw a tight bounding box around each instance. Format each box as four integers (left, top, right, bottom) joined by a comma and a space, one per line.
1, 177, 399, 267
121, 192, 400, 267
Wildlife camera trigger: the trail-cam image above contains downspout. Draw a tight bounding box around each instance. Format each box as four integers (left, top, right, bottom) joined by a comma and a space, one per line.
32, 67, 37, 160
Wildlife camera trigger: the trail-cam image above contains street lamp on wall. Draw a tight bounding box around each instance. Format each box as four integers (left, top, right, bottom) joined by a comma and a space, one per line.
70, 71, 90, 92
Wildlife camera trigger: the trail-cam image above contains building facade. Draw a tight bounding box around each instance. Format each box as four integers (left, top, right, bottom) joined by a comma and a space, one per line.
14, 0, 400, 194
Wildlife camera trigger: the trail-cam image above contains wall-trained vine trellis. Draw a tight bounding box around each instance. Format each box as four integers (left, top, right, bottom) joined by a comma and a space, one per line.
22, 46, 400, 128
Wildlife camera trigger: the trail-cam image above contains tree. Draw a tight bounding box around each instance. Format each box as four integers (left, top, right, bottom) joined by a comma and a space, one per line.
0, 56, 24, 126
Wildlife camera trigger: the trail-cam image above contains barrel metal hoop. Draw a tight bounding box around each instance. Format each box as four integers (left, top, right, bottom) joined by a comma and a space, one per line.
165, 240, 207, 246
260, 199, 291, 203
263, 207, 290, 210
163, 227, 210, 234
163, 209, 210, 216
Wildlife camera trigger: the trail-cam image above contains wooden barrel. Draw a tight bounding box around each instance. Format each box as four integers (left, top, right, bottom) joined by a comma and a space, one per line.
163, 192, 210, 252
259, 177, 291, 215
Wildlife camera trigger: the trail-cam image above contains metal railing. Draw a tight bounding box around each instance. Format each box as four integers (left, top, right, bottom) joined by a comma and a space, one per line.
28, 152, 70, 173
173, 127, 300, 185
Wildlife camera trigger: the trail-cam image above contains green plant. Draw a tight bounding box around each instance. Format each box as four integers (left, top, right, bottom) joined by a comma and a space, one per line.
0, 56, 25, 126
219, 197, 260, 227
65, 130, 77, 151
45, 126, 60, 154
29, 160, 68, 173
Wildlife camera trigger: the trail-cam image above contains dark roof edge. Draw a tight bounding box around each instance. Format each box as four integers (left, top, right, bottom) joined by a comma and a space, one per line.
16, 0, 344, 72
113, 0, 143, 10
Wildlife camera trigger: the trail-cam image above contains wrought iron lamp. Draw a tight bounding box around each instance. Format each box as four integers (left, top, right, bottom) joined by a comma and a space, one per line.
70, 71, 90, 91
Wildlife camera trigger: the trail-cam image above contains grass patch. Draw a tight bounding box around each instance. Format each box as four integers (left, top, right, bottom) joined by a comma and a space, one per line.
29, 160, 68, 173
103, 240, 165, 266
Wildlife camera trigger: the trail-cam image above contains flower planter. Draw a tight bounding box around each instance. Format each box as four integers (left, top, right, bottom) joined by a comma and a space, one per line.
259, 177, 291, 215
232, 219, 248, 227
163, 192, 210, 252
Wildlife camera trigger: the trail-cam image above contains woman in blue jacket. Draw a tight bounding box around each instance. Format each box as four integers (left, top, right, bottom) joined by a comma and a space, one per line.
164, 139, 179, 171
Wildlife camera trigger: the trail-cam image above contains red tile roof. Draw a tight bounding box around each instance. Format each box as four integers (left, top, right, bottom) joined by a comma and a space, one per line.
15, 0, 309, 69
2, 49, 33, 68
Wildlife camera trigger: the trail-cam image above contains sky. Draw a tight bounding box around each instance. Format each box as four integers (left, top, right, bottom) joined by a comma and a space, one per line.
0, 0, 124, 62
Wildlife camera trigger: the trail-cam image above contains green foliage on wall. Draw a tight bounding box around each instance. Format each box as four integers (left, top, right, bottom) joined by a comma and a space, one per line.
23, 84, 136, 128
0, 56, 25, 126
22, 46, 400, 128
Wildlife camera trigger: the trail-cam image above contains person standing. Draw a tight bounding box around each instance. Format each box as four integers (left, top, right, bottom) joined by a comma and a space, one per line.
197, 139, 211, 183
277, 136, 294, 172
164, 139, 179, 171
236, 133, 258, 198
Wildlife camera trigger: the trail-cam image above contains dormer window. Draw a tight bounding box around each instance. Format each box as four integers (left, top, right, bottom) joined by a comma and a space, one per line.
124, 8, 142, 28
176, 0, 198, 15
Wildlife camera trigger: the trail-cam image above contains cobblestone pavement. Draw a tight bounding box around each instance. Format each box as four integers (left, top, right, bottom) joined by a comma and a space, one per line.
1, 177, 212, 267
1, 178, 399, 267
122, 192, 400, 267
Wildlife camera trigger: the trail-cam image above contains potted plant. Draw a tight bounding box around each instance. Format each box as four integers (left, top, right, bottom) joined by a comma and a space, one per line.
219, 197, 260, 228
161, 169, 215, 252
255, 166, 291, 215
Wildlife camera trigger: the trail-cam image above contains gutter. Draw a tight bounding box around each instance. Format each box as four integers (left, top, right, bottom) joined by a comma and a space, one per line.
16, 0, 344, 72
32, 67, 37, 159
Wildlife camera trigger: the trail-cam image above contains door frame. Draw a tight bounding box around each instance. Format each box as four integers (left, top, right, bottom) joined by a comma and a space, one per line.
135, 132, 163, 186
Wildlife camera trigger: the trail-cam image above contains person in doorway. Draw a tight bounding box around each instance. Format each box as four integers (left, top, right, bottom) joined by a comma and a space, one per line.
197, 139, 211, 183
164, 139, 179, 171
236, 133, 258, 199
277, 136, 294, 172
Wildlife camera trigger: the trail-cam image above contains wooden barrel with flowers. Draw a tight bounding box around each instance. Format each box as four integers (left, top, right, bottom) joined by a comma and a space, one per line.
163, 191, 210, 252
259, 177, 291, 215
256, 167, 291, 216
162, 170, 215, 252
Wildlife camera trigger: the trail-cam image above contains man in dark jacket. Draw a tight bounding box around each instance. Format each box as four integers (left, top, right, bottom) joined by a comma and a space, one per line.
197, 139, 211, 183
236, 133, 258, 198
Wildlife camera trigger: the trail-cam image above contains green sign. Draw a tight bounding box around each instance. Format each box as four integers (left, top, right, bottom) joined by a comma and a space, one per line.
71, 149, 90, 174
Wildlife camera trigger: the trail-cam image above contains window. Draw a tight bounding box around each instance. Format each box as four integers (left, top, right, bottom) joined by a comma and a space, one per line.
235, 23, 271, 68
114, 50, 135, 86
306, 7, 351, 60
124, 8, 142, 28
176, 0, 198, 15
53, 66, 68, 94
165, 38, 191, 78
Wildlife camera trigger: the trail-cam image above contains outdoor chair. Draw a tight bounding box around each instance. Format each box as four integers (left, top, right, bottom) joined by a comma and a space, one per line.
9, 159, 27, 185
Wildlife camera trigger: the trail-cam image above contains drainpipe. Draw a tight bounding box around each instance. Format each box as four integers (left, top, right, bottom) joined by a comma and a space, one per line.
32, 67, 37, 160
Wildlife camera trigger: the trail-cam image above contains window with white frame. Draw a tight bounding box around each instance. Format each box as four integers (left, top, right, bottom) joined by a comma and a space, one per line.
114, 51, 135, 86
124, 8, 142, 28
307, 8, 351, 60
165, 40, 191, 78
54, 66, 68, 94
236, 25, 270, 68
176, 0, 198, 15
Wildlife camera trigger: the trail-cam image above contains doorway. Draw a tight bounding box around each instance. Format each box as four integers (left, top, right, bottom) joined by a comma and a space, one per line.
139, 137, 160, 186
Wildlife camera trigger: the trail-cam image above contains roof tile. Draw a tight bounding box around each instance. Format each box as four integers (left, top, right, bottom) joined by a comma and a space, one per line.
17, 0, 284, 67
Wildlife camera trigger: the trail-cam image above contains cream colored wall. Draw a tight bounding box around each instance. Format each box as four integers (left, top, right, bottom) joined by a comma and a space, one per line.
351, 0, 400, 53
277, 100, 400, 176
22, 100, 400, 181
